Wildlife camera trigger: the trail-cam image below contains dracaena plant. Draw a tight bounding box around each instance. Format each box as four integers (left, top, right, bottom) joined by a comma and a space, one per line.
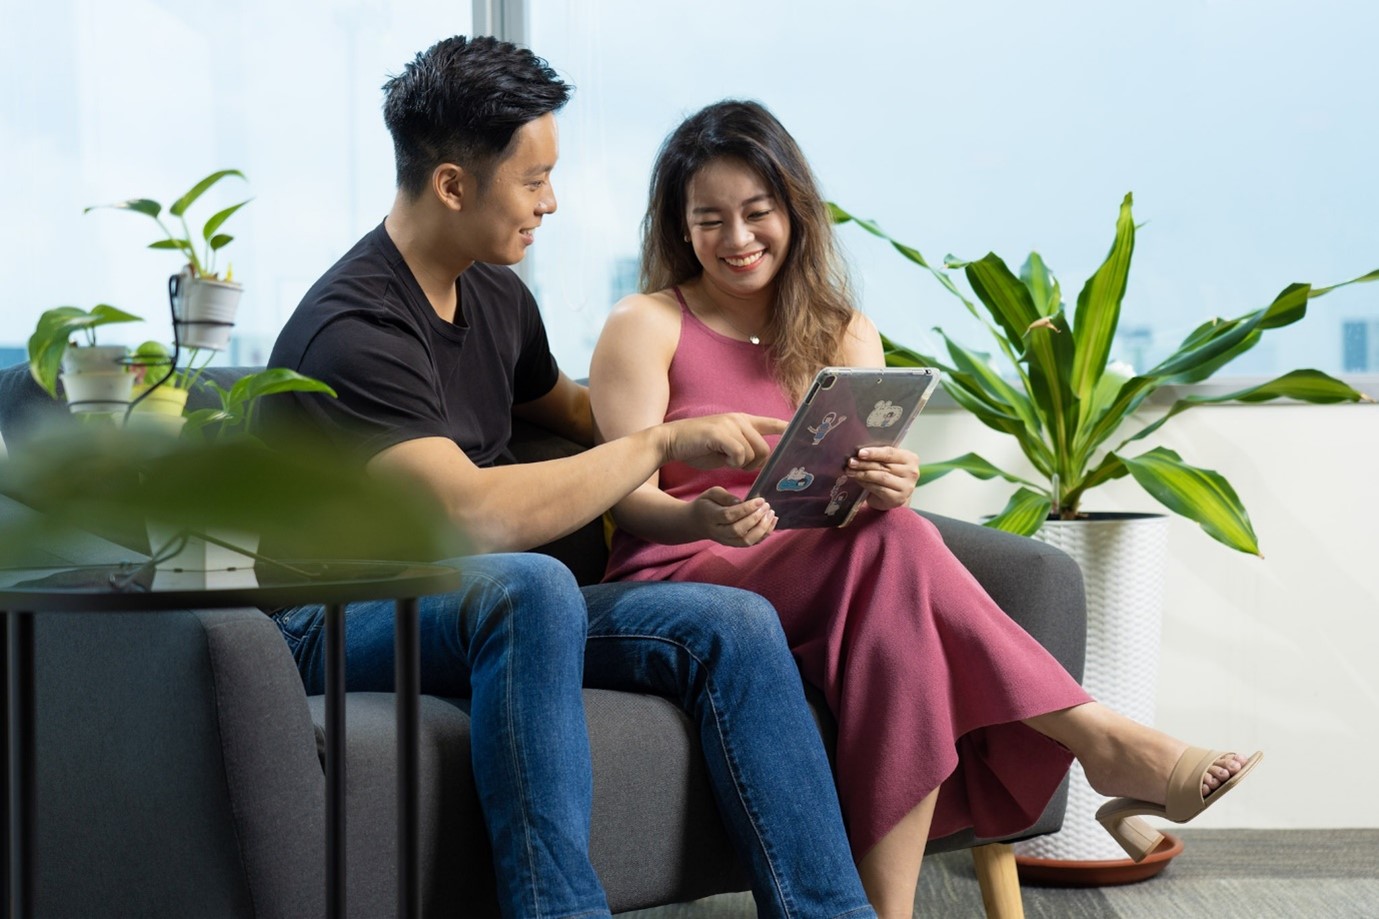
85, 170, 250, 281
831, 193, 1378, 556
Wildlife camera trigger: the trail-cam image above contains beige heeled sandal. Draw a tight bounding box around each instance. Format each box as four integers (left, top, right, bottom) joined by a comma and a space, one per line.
1095, 747, 1263, 862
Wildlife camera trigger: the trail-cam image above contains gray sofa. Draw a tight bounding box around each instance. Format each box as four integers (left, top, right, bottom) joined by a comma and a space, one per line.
0, 362, 1087, 918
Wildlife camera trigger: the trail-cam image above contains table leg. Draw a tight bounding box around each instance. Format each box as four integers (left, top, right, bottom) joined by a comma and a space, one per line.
395, 597, 419, 919
6, 612, 34, 919
324, 603, 346, 919
2, 613, 8, 919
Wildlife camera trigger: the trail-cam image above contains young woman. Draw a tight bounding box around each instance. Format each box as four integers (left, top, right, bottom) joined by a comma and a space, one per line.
589, 100, 1261, 918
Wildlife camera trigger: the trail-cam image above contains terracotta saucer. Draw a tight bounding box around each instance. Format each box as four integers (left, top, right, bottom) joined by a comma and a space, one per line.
1014, 833, 1185, 887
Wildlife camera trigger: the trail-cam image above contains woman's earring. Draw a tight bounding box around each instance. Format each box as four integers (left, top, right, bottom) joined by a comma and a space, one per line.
683, 234, 691, 243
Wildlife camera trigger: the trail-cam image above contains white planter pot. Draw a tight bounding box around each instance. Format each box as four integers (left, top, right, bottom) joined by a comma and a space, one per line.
151, 567, 260, 591
1013, 512, 1170, 864
172, 272, 243, 352
147, 523, 259, 572
59, 345, 133, 414
60, 371, 135, 414
61, 345, 128, 375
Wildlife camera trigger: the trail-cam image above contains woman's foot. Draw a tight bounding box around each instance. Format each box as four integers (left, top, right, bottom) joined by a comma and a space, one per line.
1024, 702, 1248, 805
1025, 703, 1262, 862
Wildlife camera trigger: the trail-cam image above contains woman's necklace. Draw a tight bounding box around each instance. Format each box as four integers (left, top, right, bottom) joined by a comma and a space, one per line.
710, 303, 766, 345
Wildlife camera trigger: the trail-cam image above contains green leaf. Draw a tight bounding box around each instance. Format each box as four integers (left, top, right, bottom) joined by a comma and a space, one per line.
963, 253, 1040, 350
882, 337, 938, 368
937, 330, 1043, 438
203, 200, 251, 240
916, 452, 1039, 489
207, 234, 234, 251
1070, 193, 1135, 413
180, 407, 233, 439
235, 367, 337, 402
0, 428, 466, 565
1225, 368, 1371, 404
1118, 447, 1261, 555
204, 369, 337, 439
1020, 252, 1061, 317
148, 239, 193, 252
170, 169, 246, 217
965, 255, 1077, 471
84, 198, 161, 218
985, 487, 1053, 537
1121, 369, 1371, 446
830, 202, 985, 319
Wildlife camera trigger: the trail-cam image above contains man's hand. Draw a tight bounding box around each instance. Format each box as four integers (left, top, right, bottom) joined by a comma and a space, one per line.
661, 413, 787, 470
847, 445, 921, 511
689, 487, 777, 547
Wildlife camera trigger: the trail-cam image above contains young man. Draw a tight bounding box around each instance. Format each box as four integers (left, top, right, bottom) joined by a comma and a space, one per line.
263, 35, 875, 919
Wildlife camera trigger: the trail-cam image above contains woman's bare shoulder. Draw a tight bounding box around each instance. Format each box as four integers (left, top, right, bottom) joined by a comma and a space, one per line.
839, 309, 884, 366
604, 289, 682, 339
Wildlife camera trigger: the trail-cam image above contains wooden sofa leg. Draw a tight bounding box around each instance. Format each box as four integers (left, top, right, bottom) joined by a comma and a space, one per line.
971, 843, 1025, 919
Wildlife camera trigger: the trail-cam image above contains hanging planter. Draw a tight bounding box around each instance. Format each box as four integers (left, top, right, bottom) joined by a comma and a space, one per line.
86, 170, 252, 354
171, 269, 243, 352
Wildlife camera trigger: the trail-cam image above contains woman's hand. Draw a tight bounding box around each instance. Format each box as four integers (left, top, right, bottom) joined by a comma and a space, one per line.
847, 446, 920, 511
689, 487, 777, 547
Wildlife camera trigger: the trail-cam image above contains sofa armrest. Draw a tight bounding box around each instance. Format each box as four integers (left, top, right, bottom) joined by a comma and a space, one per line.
32, 608, 326, 918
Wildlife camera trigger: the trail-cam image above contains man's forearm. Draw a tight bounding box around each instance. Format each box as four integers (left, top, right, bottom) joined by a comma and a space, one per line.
454, 427, 667, 553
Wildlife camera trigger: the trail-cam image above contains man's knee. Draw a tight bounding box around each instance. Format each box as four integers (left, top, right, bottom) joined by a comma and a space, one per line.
681, 585, 791, 666
457, 553, 588, 642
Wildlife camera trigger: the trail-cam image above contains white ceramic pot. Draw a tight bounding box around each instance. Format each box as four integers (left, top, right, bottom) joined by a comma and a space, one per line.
173, 273, 243, 352
60, 371, 135, 415
1013, 512, 1170, 865
147, 522, 259, 572
151, 568, 259, 591
60, 344, 128, 375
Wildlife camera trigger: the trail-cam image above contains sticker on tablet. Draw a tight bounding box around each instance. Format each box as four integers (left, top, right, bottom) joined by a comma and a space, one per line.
825, 475, 850, 516
867, 400, 904, 428
775, 466, 815, 492
807, 411, 847, 445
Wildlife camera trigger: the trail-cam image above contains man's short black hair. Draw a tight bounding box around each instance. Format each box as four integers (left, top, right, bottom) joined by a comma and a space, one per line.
382, 35, 571, 197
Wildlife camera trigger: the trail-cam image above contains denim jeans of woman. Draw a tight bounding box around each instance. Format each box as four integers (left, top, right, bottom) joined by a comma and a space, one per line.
274, 552, 873, 919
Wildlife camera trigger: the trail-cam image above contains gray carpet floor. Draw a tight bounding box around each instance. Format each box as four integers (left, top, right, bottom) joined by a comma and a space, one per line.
619, 829, 1379, 918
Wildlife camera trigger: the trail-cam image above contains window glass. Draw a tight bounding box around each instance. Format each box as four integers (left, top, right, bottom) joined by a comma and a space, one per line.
1, 0, 470, 367
525, 0, 1379, 380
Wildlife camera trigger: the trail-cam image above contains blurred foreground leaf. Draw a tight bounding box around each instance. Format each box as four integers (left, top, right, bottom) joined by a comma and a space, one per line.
0, 426, 466, 566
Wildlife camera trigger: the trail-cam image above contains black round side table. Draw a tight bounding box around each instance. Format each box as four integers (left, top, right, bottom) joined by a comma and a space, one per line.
1, 558, 461, 919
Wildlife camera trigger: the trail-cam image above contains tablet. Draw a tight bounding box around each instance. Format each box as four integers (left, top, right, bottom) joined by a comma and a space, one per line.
745, 367, 940, 529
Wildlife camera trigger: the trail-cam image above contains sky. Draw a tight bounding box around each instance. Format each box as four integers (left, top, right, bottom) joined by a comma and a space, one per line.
3, 0, 1376, 378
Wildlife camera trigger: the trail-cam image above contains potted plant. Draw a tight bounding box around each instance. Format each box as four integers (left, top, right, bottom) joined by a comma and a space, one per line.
146, 367, 338, 572
180, 367, 336, 445
832, 192, 1376, 553
86, 170, 251, 351
124, 340, 200, 436
27, 304, 144, 415
832, 192, 1377, 869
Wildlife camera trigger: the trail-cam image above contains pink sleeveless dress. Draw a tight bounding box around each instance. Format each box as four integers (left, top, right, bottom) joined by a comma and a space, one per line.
604, 295, 1092, 858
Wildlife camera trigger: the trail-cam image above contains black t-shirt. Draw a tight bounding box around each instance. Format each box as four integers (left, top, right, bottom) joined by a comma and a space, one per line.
263, 222, 560, 466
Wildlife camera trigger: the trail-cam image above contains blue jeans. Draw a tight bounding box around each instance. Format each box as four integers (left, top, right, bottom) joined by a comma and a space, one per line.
273, 553, 873, 919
